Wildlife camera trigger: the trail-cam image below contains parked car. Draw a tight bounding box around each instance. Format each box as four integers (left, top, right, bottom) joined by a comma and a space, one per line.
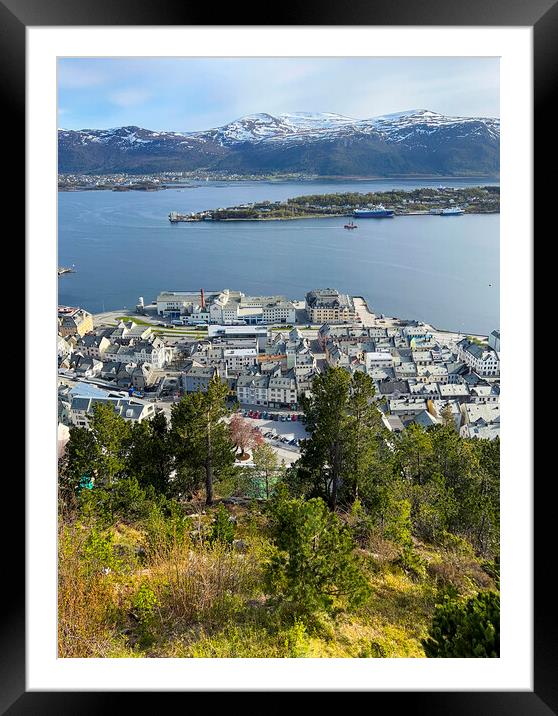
291, 414, 298, 421
286, 415, 292, 421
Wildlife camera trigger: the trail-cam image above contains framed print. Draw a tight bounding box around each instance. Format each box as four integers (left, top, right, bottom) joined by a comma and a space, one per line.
6, 0, 550, 709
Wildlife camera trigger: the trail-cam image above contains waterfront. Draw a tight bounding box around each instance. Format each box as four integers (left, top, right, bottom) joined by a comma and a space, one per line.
58, 179, 499, 335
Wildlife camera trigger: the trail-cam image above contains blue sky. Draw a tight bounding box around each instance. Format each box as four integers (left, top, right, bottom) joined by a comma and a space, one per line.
58, 57, 499, 131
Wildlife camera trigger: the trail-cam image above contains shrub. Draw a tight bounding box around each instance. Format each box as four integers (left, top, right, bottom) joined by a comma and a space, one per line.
265, 496, 371, 616
58, 525, 120, 657
131, 582, 159, 648
422, 591, 500, 657
209, 504, 236, 546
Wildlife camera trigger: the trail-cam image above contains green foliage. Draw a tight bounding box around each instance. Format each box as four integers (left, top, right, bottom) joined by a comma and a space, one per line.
171, 377, 236, 504
422, 591, 500, 657
384, 498, 413, 547
295, 367, 385, 510
251, 443, 281, 499
132, 582, 159, 648
265, 496, 371, 616
397, 545, 427, 581
81, 528, 117, 577
62, 426, 98, 496
283, 619, 310, 657
209, 504, 235, 546
127, 413, 174, 496
89, 403, 131, 487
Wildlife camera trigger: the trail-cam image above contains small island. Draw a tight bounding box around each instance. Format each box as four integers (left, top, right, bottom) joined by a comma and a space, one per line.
169, 186, 500, 222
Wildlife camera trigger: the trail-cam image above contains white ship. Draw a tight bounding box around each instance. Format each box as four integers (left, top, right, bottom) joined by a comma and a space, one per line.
440, 206, 465, 216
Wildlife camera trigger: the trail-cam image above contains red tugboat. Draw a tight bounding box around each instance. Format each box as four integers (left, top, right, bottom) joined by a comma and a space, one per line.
344, 220, 358, 230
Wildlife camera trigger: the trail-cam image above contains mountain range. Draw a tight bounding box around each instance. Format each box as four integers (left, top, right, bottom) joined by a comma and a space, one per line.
58, 109, 500, 177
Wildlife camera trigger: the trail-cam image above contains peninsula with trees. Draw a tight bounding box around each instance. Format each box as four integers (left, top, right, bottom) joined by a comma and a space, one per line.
169, 186, 499, 222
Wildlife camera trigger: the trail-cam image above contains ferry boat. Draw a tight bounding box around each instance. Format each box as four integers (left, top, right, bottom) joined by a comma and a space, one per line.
344, 220, 358, 230
440, 206, 465, 216
353, 204, 394, 218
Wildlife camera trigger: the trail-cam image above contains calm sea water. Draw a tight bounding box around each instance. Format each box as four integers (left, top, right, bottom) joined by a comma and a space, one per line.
58, 178, 499, 334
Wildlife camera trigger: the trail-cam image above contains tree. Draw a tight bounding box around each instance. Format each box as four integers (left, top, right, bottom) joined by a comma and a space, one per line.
171, 378, 235, 505
343, 371, 387, 505
296, 367, 384, 510
439, 402, 456, 428
89, 402, 131, 488
422, 591, 500, 657
128, 413, 174, 496
229, 413, 260, 460
265, 495, 370, 616
251, 442, 279, 499
63, 426, 99, 496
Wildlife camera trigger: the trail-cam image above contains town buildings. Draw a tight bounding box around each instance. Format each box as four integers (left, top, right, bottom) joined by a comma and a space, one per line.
305, 288, 356, 324
58, 293, 500, 441
156, 288, 296, 325
58, 306, 94, 337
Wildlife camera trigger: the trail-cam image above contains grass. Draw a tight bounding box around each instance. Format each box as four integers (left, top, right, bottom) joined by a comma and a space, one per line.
58, 501, 496, 659
115, 316, 154, 326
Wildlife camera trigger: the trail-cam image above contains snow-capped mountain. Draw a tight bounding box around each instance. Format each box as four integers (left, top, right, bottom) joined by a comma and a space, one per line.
58, 110, 500, 176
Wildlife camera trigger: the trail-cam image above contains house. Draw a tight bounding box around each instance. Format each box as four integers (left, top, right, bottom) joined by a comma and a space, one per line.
437, 383, 470, 402
457, 338, 500, 377
416, 364, 449, 384
75, 334, 110, 360
67, 383, 156, 427
388, 398, 428, 422
365, 351, 394, 373
306, 288, 356, 324
236, 372, 270, 406
131, 363, 157, 391
182, 365, 223, 393
58, 306, 94, 338
488, 330, 500, 352
72, 355, 103, 379
268, 370, 298, 408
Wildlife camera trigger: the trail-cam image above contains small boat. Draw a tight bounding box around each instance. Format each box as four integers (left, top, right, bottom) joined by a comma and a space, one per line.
344, 220, 358, 230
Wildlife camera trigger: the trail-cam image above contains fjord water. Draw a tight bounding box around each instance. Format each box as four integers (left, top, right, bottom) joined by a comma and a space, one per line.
58, 179, 499, 335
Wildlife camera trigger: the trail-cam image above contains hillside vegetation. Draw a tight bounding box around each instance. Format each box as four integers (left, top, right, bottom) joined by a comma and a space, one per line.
58, 368, 499, 658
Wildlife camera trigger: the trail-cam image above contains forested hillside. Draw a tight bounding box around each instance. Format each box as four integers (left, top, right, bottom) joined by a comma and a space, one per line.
58, 368, 499, 658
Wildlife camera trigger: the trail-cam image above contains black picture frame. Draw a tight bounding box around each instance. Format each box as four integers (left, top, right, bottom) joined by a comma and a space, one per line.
6, 0, 547, 711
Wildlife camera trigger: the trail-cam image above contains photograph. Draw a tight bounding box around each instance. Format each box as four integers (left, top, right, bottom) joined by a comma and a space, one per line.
56, 55, 502, 661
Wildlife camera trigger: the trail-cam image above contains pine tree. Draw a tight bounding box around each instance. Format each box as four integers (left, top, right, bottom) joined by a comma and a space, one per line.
296, 368, 385, 510
422, 591, 500, 657
265, 495, 370, 616
171, 377, 235, 505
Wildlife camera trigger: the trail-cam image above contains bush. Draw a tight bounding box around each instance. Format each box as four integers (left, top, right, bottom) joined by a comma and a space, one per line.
131, 582, 159, 648
265, 496, 371, 616
58, 525, 121, 657
209, 504, 235, 546
422, 591, 500, 657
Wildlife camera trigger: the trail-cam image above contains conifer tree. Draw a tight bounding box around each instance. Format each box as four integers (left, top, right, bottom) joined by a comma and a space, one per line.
171, 377, 235, 505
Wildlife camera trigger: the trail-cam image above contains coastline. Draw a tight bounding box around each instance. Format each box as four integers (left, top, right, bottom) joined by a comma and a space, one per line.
93, 295, 490, 343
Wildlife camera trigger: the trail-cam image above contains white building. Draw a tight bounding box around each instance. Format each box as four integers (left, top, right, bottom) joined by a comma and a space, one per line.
457, 338, 500, 377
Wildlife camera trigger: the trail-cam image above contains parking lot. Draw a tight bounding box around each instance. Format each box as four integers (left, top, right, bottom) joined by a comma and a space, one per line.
238, 409, 309, 465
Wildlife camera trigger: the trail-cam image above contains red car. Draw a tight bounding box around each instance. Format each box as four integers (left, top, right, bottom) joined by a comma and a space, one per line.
291, 414, 298, 421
